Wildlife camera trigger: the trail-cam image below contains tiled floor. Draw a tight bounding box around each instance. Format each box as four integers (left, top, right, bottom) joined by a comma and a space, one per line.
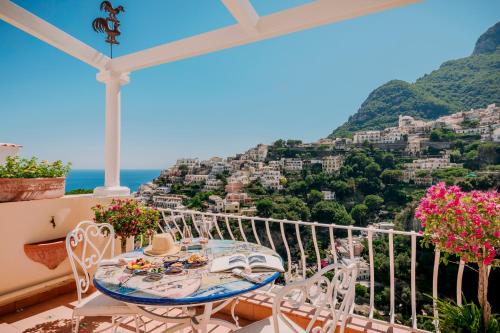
0, 292, 248, 333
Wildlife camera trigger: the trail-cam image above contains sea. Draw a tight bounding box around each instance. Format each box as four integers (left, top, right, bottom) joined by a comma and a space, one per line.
65, 170, 161, 192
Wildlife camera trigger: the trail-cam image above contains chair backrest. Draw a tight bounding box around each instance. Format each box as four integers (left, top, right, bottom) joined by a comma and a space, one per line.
66, 221, 115, 302
272, 263, 358, 333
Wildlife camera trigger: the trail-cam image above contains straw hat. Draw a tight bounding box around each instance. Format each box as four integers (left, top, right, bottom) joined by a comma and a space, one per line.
144, 233, 180, 257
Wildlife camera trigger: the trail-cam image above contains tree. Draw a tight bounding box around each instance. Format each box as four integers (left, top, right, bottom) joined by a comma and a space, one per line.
307, 189, 324, 206
178, 164, 189, 177
311, 201, 353, 226
286, 139, 302, 147
256, 198, 274, 217
351, 204, 369, 227
273, 139, 286, 148
272, 196, 310, 221
381, 169, 403, 185
364, 194, 384, 213
416, 183, 500, 326
477, 143, 500, 166
357, 177, 382, 195
381, 153, 396, 169
331, 180, 352, 200
365, 162, 382, 178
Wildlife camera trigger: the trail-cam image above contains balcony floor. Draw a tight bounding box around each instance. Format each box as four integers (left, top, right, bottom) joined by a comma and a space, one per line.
0, 291, 250, 333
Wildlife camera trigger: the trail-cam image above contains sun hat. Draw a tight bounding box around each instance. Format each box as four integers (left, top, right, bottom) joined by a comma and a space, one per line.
144, 233, 180, 257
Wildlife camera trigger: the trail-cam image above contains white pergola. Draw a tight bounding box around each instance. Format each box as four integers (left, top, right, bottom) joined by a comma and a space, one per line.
0, 0, 419, 196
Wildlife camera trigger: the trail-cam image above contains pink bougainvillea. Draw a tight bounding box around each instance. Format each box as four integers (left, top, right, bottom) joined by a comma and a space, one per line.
92, 199, 159, 252
415, 183, 499, 266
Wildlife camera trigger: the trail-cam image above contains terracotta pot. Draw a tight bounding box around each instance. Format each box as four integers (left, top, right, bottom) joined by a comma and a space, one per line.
24, 237, 68, 270
0, 177, 65, 202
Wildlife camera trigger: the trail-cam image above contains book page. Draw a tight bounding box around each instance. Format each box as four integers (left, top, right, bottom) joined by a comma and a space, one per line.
248, 254, 284, 272
210, 254, 249, 272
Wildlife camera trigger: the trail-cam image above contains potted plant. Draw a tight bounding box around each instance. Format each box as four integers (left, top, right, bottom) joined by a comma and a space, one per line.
0, 156, 71, 202
92, 198, 160, 253
415, 183, 499, 331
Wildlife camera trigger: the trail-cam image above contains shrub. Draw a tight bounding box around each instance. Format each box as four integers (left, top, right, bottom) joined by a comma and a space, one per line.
92, 199, 160, 252
0, 156, 71, 178
415, 183, 499, 327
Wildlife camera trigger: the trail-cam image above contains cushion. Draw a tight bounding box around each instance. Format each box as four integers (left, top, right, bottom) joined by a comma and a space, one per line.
234, 316, 305, 333
74, 291, 136, 316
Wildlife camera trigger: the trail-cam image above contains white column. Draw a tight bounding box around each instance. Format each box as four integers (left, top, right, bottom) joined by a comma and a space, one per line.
93, 70, 131, 197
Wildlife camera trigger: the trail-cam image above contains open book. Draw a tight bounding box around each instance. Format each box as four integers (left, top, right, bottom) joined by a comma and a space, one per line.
210, 253, 284, 273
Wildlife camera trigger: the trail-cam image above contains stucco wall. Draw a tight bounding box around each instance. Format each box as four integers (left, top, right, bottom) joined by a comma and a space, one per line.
0, 195, 111, 296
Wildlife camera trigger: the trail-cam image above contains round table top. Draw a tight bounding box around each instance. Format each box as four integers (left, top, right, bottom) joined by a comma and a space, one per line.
94, 239, 281, 306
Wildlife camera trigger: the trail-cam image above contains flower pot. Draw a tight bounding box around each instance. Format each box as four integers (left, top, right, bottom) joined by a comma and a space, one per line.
0, 177, 65, 202
24, 237, 67, 270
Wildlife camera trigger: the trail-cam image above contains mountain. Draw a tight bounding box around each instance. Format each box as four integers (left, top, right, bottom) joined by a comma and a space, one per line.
329, 22, 500, 138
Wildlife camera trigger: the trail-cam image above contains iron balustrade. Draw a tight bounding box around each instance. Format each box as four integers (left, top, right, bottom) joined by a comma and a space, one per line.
153, 208, 466, 333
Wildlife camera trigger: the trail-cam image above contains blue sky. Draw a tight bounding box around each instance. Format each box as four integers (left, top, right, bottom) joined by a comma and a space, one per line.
1, 0, 499, 169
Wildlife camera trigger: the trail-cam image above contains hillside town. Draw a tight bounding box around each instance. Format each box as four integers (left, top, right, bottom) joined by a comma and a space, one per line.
137, 103, 499, 216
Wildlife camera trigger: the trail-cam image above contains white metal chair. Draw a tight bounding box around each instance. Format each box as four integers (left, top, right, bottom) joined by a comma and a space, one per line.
234, 263, 358, 333
66, 221, 143, 333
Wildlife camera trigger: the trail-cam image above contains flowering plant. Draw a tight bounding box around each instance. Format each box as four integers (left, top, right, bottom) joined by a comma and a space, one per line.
415, 183, 499, 327
92, 199, 160, 252
0, 156, 71, 178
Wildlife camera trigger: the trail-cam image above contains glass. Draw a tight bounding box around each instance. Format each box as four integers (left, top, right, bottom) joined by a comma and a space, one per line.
199, 222, 209, 245
181, 226, 192, 247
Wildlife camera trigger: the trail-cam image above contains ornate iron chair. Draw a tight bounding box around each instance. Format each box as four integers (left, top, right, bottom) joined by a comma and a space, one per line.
234, 263, 358, 333
66, 221, 143, 333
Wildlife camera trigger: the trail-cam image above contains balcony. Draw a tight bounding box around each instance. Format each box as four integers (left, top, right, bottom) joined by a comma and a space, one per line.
0, 195, 468, 332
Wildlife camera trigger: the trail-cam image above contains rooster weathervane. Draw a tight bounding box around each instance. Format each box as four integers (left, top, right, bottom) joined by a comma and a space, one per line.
92, 1, 125, 58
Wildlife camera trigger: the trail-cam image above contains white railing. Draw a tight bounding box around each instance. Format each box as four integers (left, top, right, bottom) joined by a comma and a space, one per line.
156, 208, 465, 333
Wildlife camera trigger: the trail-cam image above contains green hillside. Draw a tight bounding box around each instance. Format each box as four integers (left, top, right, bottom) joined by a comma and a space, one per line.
330, 21, 500, 138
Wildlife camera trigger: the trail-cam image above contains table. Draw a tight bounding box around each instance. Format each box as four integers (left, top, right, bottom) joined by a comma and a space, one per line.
94, 239, 281, 333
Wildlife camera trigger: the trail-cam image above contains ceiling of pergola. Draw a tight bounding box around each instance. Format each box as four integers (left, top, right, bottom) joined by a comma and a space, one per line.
1, 0, 420, 74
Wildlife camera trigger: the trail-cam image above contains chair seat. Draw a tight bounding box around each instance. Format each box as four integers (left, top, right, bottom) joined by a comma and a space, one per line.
234, 316, 305, 333
74, 291, 136, 317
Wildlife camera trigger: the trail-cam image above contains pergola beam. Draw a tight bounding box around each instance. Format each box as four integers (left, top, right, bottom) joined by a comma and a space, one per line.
111, 0, 420, 73
221, 0, 259, 36
0, 0, 109, 70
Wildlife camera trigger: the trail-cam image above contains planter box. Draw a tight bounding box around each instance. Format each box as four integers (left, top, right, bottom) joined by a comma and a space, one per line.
24, 237, 67, 270
0, 177, 65, 202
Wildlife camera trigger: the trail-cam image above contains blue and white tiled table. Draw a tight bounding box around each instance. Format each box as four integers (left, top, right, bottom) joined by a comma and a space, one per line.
94, 239, 281, 333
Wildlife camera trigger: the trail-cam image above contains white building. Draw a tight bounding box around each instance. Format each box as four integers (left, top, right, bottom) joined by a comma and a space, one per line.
156, 185, 171, 194
403, 156, 462, 182
176, 158, 199, 170
455, 126, 491, 135
381, 127, 404, 143
353, 130, 381, 144
184, 174, 209, 184
322, 191, 335, 200
260, 167, 282, 190
224, 200, 240, 214
204, 176, 223, 191
208, 195, 224, 213
211, 161, 231, 175
153, 195, 185, 209
322, 155, 344, 173
406, 136, 428, 155
243, 144, 268, 162
0, 143, 22, 164
268, 160, 282, 170
282, 158, 303, 172
493, 127, 500, 142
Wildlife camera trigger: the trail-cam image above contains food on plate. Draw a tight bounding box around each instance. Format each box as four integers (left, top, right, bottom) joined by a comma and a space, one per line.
187, 253, 207, 264
171, 262, 183, 268
126, 258, 152, 270
165, 266, 183, 275
149, 267, 165, 274
163, 255, 180, 266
